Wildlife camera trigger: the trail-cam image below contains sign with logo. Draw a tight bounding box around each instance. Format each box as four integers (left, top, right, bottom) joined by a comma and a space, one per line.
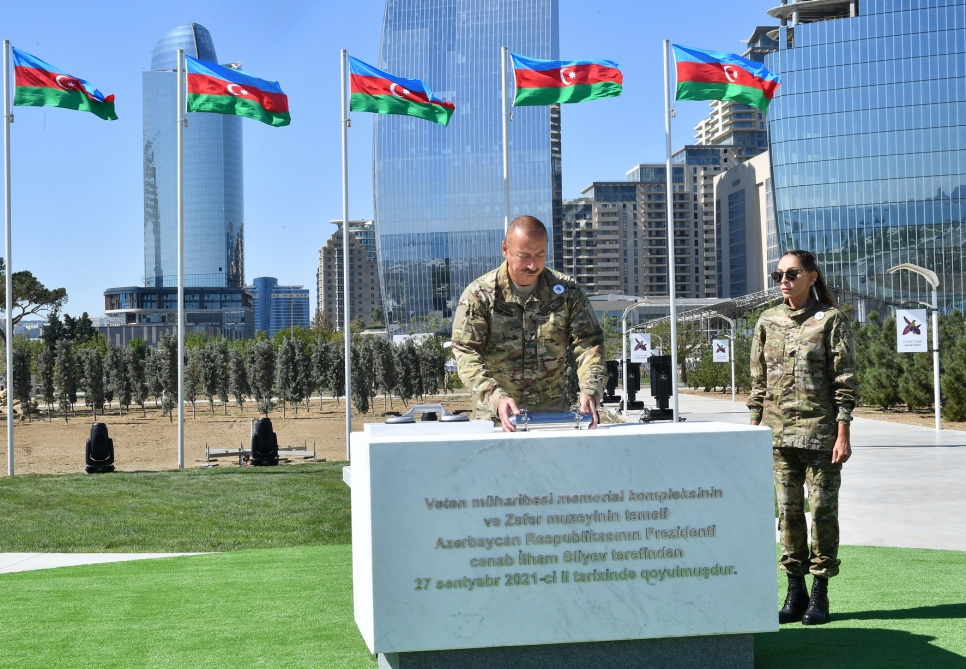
630, 333, 652, 363
712, 339, 730, 363
896, 309, 928, 352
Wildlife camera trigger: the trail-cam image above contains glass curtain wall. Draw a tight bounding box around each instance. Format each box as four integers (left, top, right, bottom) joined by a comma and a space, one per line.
765, 0, 966, 309
143, 23, 244, 289
374, 0, 560, 325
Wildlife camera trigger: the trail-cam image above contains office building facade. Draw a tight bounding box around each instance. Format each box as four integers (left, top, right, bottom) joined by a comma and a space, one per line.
765, 0, 966, 309
373, 0, 561, 325
142, 23, 244, 288
318, 221, 384, 328
249, 277, 310, 336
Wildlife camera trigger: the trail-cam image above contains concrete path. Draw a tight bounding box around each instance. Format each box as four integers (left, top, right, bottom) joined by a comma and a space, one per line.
640, 393, 966, 552
0, 552, 203, 575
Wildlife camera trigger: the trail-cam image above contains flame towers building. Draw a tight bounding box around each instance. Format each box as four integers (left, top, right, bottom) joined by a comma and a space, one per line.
373, 0, 561, 324
142, 23, 244, 288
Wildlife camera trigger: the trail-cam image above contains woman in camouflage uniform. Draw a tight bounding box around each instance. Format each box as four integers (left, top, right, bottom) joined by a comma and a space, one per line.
748, 249, 857, 626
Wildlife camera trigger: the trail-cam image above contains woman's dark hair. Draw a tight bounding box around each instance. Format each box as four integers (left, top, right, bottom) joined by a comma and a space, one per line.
783, 249, 836, 307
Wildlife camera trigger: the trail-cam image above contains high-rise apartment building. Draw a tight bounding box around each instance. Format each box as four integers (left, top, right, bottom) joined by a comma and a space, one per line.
373, 0, 561, 325
693, 27, 778, 162
765, 0, 966, 310
249, 277, 310, 336
318, 221, 383, 328
142, 23, 244, 288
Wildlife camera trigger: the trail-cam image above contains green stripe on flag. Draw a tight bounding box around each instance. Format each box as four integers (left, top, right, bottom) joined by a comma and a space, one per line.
14, 86, 117, 121
350, 93, 453, 126
513, 82, 622, 107
187, 94, 290, 127
675, 81, 771, 113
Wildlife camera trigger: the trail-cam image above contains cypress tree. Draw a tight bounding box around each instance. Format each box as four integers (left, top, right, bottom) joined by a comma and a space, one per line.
326, 341, 345, 406
200, 340, 220, 415
372, 337, 398, 411
35, 345, 55, 420
292, 340, 310, 414
274, 337, 296, 418
228, 345, 250, 412
216, 339, 230, 415
128, 346, 149, 418
184, 346, 202, 418
392, 341, 416, 406
53, 339, 77, 423
248, 339, 276, 416
80, 348, 106, 419
310, 336, 332, 408
159, 333, 179, 421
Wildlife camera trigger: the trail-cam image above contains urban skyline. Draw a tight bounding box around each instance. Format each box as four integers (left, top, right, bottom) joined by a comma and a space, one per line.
1, 0, 776, 318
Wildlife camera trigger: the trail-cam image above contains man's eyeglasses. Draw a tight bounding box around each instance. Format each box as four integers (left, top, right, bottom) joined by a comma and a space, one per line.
771, 268, 806, 283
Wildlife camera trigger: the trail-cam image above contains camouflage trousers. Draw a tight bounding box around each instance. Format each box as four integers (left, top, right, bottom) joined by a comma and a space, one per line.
774, 447, 842, 578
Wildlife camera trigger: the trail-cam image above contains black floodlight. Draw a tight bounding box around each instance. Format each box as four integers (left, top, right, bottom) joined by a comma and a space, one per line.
85, 423, 115, 473
251, 418, 280, 466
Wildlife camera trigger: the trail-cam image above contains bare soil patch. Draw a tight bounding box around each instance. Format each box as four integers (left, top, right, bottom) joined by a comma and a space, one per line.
0, 394, 475, 475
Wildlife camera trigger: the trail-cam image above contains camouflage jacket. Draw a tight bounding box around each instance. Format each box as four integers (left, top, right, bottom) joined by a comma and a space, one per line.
451, 262, 605, 420
747, 301, 858, 451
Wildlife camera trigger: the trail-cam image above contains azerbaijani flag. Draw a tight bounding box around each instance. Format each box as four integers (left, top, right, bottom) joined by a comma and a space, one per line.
186, 56, 290, 127
511, 53, 622, 106
673, 44, 780, 113
12, 48, 117, 121
349, 57, 455, 126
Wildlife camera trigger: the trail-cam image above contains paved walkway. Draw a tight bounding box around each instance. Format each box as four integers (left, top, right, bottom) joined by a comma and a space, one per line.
631, 393, 966, 552
3, 395, 963, 574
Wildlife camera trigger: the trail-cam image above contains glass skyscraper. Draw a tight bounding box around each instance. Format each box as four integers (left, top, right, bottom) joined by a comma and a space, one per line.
765, 0, 966, 310
143, 23, 244, 288
373, 0, 560, 324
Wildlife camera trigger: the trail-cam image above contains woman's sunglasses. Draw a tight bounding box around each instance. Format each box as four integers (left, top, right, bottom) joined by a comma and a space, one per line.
771, 268, 807, 282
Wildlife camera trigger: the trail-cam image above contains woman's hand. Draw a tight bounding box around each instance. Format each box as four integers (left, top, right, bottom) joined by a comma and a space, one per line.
832, 423, 851, 464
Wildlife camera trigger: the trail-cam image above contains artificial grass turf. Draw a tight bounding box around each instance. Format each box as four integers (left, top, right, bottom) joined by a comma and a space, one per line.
1, 545, 963, 669
0, 462, 350, 552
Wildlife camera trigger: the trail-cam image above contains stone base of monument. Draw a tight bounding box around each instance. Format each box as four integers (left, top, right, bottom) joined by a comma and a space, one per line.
377, 634, 753, 669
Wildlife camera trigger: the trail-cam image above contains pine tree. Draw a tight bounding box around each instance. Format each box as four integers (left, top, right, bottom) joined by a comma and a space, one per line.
41, 311, 65, 350
292, 340, 310, 415
79, 348, 106, 419
351, 338, 375, 414
899, 352, 933, 412
228, 345, 250, 412
103, 343, 120, 411
418, 337, 444, 398
35, 345, 55, 420
215, 339, 230, 415
310, 336, 332, 408
112, 344, 132, 415
372, 337, 398, 411
326, 341, 345, 406
12, 342, 32, 421
274, 337, 296, 418
862, 316, 902, 410
158, 333, 179, 421
184, 347, 202, 419
200, 340, 220, 415
128, 346, 149, 417
248, 339, 276, 416
393, 341, 416, 406
53, 339, 76, 423
145, 348, 163, 407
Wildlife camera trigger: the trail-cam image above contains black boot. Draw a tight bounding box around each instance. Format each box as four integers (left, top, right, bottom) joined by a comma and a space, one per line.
778, 574, 809, 624
801, 576, 830, 625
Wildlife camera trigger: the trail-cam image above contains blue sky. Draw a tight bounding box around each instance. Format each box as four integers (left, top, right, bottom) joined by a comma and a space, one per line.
1, 0, 776, 317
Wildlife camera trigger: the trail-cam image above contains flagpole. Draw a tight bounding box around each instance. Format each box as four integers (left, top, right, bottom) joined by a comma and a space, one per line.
663, 39, 679, 422
501, 46, 511, 234
176, 49, 185, 469
3, 40, 13, 476
340, 49, 352, 461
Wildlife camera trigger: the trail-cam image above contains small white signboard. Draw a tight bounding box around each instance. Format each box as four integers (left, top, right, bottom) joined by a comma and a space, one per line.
712, 339, 730, 363
630, 333, 652, 363
896, 309, 928, 352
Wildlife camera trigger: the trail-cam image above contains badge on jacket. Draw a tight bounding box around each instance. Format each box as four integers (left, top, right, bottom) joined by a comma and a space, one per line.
553, 284, 564, 294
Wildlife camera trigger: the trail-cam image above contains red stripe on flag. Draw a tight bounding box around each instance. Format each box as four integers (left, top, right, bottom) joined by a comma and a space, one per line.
13, 66, 113, 102
187, 73, 289, 112
676, 62, 779, 99
514, 64, 622, 90
349, 74, 454, 110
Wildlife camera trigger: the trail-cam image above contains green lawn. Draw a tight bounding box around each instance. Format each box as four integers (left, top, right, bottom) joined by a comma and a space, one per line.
1, 545, 963, 669
0, 463, 350, 552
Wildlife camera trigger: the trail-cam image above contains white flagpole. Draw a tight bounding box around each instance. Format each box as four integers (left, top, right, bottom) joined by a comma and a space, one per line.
663, 40, 679, 422
501, 46, 511, 234
3, 40, 13, 476
176, 49, 185, 469
340, 49, 352, 460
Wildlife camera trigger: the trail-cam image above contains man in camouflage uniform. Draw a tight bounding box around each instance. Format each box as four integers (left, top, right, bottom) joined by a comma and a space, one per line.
452, 215, 605, 432
748, 250, 857, 626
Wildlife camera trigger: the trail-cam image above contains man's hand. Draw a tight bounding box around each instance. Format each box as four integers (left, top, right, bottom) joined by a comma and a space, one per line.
579, 394, 599, 429
498, 397, 521, 432
831, 423, 851, 464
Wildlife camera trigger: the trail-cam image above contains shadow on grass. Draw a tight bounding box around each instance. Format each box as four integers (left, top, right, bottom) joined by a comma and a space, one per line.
756, 628, 966, 669
834, 602, 966, 622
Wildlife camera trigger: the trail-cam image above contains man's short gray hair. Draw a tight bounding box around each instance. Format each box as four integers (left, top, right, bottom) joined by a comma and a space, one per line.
506, 215, 548, 240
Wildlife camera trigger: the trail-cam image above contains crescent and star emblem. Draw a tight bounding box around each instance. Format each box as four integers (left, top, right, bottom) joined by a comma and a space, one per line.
390, 82, 412, 99
55, 75, 80, 91
560, 67, 577, 85
226, 83, 250, 97
723, 65, 739, 83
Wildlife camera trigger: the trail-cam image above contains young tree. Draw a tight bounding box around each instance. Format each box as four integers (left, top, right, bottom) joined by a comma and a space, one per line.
326, 341, 345, 406
392, 340, 416, 406
861, 316, 902, 410
899, 352, 933, 412
41, 310, 65, 350
418, 337, 444, 398
110, 343, 132, 415
53, 339, 77, 423
310, 336, 332, 408
12, 342, 32, 421
248, 339, 276, 416
184, 346, 202, 418
200, 340, 221, 414
35, 345, 56, 420
158, 333, 179, 421
292, 340, 310, 415
372, 337, 398, 411
146, 348, 165, 408
128, 346, 149, 417
274, 337, 296, 418
79, 348, 106, 419
215, 339, 230, 415
228, 345, 250, 412
74, 312, 97, 344
351, 338, 375, 414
